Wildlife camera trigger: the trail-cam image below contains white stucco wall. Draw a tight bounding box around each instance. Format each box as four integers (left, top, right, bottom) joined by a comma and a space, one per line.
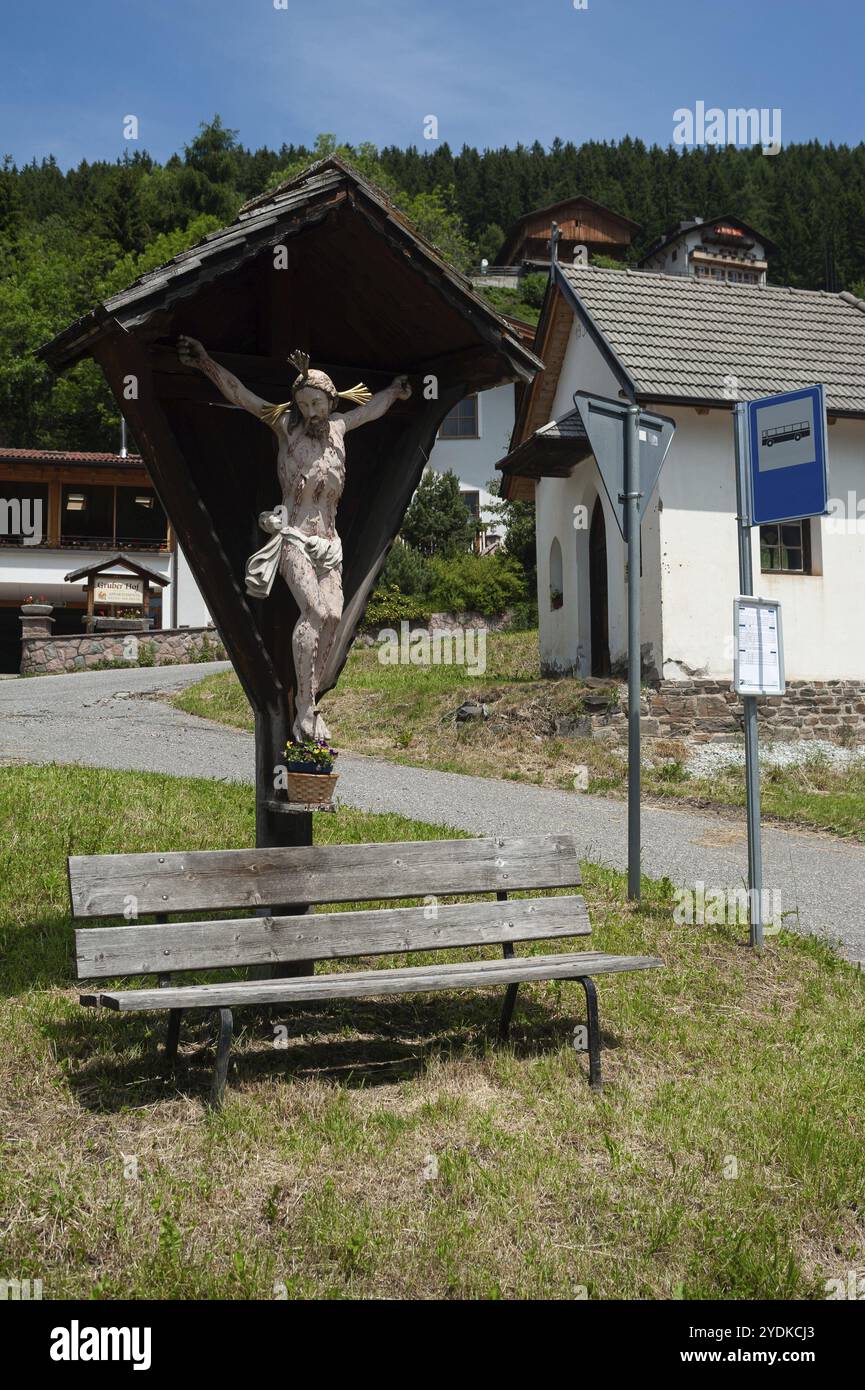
173, 546, 212, 627
642, 227, 768, 283
536, 321, 663, 676
659, 411, 865, 681
427, 384, 515, 490
0, 547, 172, 608
534, 314, 865, 681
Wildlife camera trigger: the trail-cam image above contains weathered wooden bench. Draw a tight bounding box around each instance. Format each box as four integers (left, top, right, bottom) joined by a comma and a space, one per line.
69, 833, 663, 1107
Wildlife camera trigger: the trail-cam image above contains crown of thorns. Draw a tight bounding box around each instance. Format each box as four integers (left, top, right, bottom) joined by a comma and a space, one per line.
259, 350, 371, 428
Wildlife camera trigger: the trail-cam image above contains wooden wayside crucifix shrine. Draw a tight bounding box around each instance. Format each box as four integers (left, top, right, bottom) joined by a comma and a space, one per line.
40, 156, 541, 885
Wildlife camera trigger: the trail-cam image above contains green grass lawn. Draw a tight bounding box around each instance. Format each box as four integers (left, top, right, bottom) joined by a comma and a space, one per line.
2, 764, 864, 1299
172, 633, 865, 841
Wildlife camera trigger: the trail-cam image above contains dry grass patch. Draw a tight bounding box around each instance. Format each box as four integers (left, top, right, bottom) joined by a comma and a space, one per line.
1, 765, 863, 1299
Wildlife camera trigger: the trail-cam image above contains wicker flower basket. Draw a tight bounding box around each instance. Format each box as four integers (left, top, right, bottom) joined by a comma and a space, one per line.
285, 771, 339, 806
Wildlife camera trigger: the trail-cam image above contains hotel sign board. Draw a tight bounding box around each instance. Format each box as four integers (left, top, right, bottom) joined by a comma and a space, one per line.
93, 577, 144, 607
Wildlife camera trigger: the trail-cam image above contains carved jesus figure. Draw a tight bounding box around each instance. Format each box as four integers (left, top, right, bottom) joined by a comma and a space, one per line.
178, 337, 411, 741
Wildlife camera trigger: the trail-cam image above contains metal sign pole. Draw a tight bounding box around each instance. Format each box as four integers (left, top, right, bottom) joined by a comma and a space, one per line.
733, 403, 764, 949
573, 391, 676, 905
624, 404, 642, 901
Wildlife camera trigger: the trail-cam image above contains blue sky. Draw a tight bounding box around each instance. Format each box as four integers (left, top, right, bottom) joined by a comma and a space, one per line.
1, 0, 862, 168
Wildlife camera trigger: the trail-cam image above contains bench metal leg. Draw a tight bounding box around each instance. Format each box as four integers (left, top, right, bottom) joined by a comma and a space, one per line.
576, 976, 603, 1091
498, 983, 520, 1042
163, 1009, 184, 1074
209, 1008, 234, 1110
497, 928, 519, 1043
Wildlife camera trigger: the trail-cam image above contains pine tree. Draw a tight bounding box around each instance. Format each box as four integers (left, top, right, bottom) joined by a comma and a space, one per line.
401, 470, 476, 557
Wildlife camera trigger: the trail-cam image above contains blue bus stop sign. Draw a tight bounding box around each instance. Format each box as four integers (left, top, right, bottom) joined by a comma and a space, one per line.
747, 385, 829, 525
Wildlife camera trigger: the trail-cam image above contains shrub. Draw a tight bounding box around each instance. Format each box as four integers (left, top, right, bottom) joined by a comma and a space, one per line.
520, 272, 549, 308
504, 599, 539, 631
364, 584, 431, 627
379, 542, 435, 599
428, 552, 528, 617
191, 632, 227, 662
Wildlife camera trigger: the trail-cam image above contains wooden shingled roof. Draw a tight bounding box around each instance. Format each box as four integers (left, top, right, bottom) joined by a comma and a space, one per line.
41, 155, 541, 387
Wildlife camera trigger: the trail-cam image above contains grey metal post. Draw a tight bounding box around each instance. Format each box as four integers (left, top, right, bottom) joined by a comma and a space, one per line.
624, 404, 642, 900
733, 404, 764, 949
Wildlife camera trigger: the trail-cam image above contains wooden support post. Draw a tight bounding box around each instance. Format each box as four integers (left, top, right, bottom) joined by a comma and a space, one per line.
47, 482, 61, 547
255, 705, 314, 979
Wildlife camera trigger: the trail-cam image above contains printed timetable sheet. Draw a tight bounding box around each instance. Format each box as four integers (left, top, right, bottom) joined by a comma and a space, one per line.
733, 598, 785, 696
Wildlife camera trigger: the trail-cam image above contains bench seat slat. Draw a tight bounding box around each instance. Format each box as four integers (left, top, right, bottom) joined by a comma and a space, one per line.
75, 895, 591, 979
68, 834, 581, 918
81, 951, 664, 1012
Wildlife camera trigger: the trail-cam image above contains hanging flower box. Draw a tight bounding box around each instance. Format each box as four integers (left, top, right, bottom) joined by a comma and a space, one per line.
282, 740, 338, 806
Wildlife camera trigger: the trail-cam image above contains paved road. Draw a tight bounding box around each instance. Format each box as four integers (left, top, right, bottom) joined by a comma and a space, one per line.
2, 664, 863, 964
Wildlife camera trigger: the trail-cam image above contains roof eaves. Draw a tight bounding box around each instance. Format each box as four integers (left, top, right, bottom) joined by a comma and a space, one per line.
504, 193, 641, 238
496, 406, 592, 480
839, 290, 865, 315
635, 391, 865, 419
556, 264, 637, 400
639, 214, 779, 262
64, 553, 170, 585
335, 182, 543, 378
508, 274, 561, 448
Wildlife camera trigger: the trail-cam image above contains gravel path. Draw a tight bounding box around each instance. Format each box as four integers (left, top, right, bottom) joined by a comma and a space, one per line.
2, 663, 864, 965
686, 737, 865, 777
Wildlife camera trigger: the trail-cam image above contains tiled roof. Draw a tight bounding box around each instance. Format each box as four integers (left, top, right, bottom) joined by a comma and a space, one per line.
533, 411, 589, 443
0, 448, 144, 466
39, 156, 542, 383
639, 215, 778, 262
496, 408, 590, 484
559, 264, 865, 414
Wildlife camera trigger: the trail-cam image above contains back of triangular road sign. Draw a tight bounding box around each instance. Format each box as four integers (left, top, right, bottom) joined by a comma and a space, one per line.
573, 392, 676, 540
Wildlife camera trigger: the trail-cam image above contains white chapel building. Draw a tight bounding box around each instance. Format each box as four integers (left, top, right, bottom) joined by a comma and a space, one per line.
498, 263, 865, 684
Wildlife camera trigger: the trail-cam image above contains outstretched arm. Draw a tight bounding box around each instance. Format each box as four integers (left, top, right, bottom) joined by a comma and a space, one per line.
342, 375, 412, 433
178, 336, 276, 423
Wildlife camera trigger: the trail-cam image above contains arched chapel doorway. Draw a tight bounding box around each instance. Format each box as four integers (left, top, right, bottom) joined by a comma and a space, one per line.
589, 497, 610, 677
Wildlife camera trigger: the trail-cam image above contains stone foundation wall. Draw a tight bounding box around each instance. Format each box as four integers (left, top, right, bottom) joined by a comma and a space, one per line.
586, 679, 865, 746
21, 626, 226, 675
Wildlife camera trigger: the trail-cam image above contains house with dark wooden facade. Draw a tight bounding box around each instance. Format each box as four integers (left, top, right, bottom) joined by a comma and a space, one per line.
497, 195, 640, 271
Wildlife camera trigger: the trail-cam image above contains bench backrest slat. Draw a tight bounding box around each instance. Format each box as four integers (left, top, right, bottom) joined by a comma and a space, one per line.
75, 894, 590, 979
68, 835, 581, 918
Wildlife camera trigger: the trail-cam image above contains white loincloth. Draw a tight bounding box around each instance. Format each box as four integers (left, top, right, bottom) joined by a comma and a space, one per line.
245, 511, 343, 600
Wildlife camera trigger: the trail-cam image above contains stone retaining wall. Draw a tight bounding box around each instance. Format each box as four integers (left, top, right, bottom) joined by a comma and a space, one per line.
587, 679, 865, 746
355, 610, 515, 644
21, 626, 225, 675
